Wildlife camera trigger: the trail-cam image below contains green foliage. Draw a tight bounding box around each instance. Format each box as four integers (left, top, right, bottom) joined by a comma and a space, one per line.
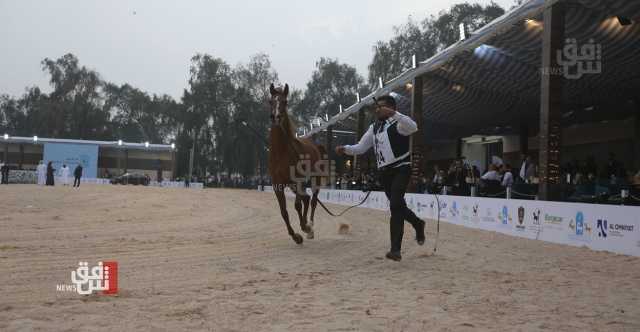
294, 57, 368, 132
368, 2, 505, 87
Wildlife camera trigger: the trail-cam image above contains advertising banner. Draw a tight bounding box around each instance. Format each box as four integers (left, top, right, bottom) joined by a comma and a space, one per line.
262, 186, 640, 257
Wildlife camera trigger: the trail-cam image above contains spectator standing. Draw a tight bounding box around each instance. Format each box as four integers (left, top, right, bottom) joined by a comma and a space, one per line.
36, 161, 46, 185
60, 164, 70, 186
0, 160, 8, 184
501, 164, 514, 187
46, 162, 55, 186
73, 164, 83, 187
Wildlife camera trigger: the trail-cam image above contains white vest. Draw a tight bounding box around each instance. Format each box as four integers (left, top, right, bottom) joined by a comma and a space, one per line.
372, 118, 411, 169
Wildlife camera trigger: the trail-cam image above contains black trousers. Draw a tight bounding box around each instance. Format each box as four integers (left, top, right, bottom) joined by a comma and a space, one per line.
381, 165, 422, 252
73, 176, 81, 187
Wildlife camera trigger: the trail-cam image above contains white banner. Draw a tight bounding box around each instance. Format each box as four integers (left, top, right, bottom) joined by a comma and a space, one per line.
261, 186, 640, 257
78, 178, 204, 189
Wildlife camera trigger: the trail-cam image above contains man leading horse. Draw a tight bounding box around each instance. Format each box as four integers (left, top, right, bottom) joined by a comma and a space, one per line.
336, 94, 426, 262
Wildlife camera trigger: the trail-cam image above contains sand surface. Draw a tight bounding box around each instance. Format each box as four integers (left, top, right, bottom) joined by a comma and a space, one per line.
1, 185, 639, 331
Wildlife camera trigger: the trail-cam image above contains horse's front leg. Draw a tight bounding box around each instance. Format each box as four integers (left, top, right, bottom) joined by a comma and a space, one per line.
295, 191, 313, 239
275, 188, 303, 244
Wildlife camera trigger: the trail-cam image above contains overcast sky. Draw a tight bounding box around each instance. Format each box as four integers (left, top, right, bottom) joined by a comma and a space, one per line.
0, 0, 513, 100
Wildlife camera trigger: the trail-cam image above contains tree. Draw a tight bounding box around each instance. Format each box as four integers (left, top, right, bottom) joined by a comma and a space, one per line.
368, 2, 505, 87
180, 54, 235, 179
296, 58, 367, 130
41, 53, 109, 139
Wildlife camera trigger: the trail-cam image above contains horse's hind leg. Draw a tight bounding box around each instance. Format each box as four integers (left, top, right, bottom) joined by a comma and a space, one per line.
301, 194, 314, 239
275, 189, 303, 244
308, 188, 319, 238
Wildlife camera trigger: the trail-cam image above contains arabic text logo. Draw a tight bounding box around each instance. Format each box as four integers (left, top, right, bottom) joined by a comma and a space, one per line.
57, 261, 118, 295
544, 38, 602, 80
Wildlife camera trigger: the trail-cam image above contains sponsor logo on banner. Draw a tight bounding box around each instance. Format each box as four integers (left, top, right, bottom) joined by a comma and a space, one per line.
568, 211, 592, 242
482, 207, 496, 223
407, 196, 415, 210
597, 219, 607, 238
461, 204, 471, 222
598, 219, 634, 238
532, 209, 541, 225
437, 201, 447, 219
497, 205, 513, 229
544, 213, 564, 230
416, 201, 429, 215
471, 203, 481, 223
449, 201, 460, 221
516, 206, 526, 231
527, 208, 542, 233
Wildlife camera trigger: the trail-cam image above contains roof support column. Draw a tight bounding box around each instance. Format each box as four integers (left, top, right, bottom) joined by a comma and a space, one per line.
326, 126, 334, 187
354, 109, 365, 178
634, 100, 640, 171
410, 76, 426, 192
124, 149, 128, 174
3, 143, 8, 164
171, 149, 177, 181
539, 2, 565, 201
19, 144, 24, 169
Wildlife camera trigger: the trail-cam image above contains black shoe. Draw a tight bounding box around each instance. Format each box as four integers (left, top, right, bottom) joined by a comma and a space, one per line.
415, 219, 426, 245
385, 251, 402, 261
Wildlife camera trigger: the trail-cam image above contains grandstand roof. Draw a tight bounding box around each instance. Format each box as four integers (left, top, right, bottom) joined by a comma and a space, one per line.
304, 0, 640, 140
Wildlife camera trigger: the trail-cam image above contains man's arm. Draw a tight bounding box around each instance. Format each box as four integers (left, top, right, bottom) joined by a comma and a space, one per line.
391, 112, 418, 136
338, 125, 373, 156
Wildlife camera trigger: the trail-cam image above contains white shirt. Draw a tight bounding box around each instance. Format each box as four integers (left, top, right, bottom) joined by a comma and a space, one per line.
481, 170, 501, 181
502, 171, 514, 187
519, 161, 527, 179
343, 112, 417, 167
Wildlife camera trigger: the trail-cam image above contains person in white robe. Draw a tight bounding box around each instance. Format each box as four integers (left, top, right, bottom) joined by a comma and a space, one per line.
60, 164, 70, 186
36, 161, 46, 185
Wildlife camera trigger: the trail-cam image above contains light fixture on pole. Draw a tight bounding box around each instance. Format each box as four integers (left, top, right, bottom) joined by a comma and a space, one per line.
412, 54, 417, 68
33, 135, 38, 142
171, 143, 175, 150
3, 134, 8, 140
118, 139, 123, 146
145, 141, 149, 148
617, 16, 632, 26
378, 77, 384, 89
356, 92, 361, 103
325, 113, 329, 122
339, 104, 343, 113
459, 23, 466, 40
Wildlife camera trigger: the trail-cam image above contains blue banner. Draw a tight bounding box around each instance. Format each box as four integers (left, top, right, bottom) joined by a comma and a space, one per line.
43, 143, 99, 178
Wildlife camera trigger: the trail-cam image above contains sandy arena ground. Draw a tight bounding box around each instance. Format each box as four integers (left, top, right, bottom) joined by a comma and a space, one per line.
1, 185, 639, 331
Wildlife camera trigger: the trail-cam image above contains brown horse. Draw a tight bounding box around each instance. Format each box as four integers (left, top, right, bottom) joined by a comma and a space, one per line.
268, 83, 325, 244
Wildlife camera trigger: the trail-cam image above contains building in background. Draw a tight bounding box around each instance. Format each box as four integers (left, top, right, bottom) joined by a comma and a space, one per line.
0, 136, 176, 181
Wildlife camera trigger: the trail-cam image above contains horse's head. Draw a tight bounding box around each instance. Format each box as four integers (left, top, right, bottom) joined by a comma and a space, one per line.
269, 83, 289, 127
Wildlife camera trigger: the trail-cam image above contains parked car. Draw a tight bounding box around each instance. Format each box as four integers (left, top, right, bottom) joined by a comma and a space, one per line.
110, 173, 150, 186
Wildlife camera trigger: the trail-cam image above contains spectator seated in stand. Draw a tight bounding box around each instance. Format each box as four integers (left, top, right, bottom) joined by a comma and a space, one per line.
480, 164, 503, 196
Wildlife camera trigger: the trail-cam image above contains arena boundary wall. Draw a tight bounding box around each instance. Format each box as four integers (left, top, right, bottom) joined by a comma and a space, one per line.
261, 186, 640, 257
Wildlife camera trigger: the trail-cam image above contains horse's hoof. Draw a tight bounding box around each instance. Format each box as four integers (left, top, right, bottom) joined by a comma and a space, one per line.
306, 229, 315, 239
292, 233, 304, 244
